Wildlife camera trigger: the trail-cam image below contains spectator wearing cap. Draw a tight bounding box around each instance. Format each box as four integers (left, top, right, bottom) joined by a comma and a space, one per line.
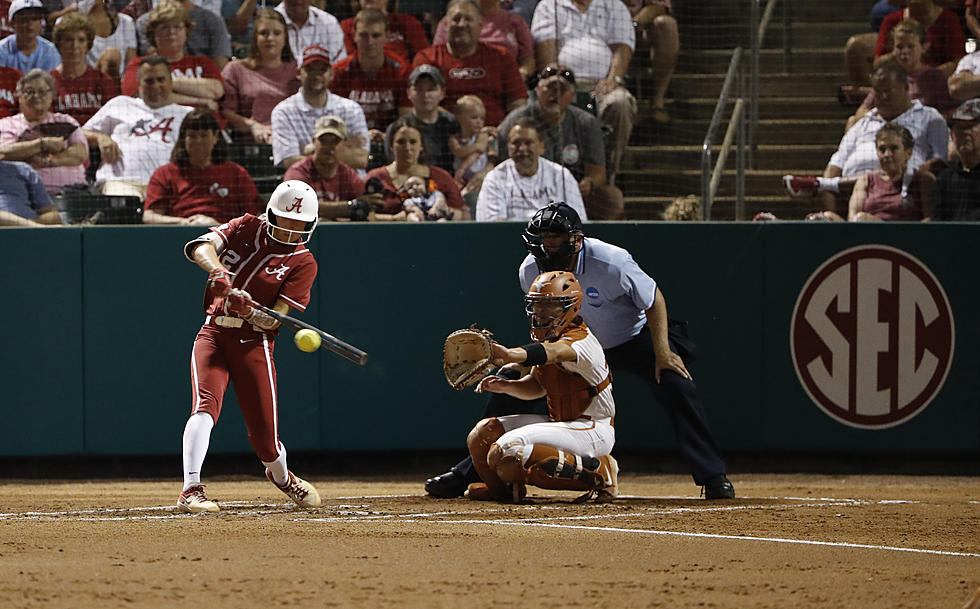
933, 99, 980, 220
330, 8, 410, 138
284, 114, 381, 220
412, 0, 527, 126
274, 0, 345, 68
134, 0, 231, 69
497, 64, 624, 219
531, 0, 636, 183
432, 0, 535, 80
270, 44, 368, 170
339, 0, 429, 61
0, 158, 62, 225
383, 63, 457, 173
120, 1, 223, 112
0, 0, 61, 71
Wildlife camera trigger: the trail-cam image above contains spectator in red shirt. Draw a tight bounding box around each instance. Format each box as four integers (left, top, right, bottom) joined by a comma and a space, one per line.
220, 8, 299, 144
331, 7, 410, 153
0, 64, 18, 118
120, 1, 223, 112
340, 0, 428, 61
433, 0, 536, 80
49, 13, 118, 126
144, 108, 260, 225
412, 0, 527, 126
875, 0, 964, 76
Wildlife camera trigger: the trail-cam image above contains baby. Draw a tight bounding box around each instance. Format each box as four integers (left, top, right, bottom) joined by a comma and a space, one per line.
449, 95, 495, 195
401, 175, 451, 221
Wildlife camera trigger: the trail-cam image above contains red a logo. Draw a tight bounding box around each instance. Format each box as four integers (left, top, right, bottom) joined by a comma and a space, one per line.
284, 197, 303, 212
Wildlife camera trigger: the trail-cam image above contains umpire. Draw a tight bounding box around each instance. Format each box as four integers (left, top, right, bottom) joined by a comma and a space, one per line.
426, 202, 735, 499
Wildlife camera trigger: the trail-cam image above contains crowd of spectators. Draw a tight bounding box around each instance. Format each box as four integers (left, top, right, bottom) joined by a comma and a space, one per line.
780, 0, 980, 222
0, 0, 685, 226
9, 0, 977, 226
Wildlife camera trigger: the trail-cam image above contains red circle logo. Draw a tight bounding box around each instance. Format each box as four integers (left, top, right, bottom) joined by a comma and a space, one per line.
790, 245, 954, 429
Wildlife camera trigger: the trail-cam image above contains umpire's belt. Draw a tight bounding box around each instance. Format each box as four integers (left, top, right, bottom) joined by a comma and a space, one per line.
206, 315, 259, 331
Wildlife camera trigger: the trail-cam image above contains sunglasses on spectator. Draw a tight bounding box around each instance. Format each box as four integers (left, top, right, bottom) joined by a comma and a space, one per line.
538, 66, 575, 86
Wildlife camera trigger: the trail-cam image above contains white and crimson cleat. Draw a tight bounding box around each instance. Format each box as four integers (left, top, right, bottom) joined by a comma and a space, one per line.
266, 469, 321, 507
595, 455, 619, 503
177, 484, 220, 513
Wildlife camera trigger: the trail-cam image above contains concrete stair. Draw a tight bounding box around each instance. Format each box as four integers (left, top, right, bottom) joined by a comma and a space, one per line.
623, 2, 864, 220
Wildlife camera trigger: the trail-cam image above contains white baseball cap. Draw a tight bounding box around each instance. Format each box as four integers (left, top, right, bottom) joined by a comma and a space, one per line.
8, 0, 44, 21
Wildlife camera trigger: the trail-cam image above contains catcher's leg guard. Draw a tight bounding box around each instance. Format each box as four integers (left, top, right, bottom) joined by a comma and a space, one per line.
466, 418, 510, 498
525, 446, 604, 493
487, 442, 528, 503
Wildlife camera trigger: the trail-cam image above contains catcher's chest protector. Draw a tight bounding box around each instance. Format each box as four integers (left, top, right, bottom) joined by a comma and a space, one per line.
533, 365, 605, 422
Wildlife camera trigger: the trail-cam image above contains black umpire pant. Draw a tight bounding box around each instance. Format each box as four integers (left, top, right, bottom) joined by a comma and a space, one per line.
449, 321, 728, 486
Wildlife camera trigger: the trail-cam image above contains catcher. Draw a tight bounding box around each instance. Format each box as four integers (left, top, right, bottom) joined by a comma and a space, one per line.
451, 270, 618, 503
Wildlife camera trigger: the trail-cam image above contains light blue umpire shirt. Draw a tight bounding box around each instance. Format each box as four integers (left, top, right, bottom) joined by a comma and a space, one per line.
519, 237, 658, 350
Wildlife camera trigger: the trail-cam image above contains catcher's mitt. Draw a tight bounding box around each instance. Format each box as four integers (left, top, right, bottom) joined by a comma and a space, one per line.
443, 327, 495, 390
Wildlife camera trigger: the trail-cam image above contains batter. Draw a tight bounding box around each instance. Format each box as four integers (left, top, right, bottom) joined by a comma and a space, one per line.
176, 179, 322, 513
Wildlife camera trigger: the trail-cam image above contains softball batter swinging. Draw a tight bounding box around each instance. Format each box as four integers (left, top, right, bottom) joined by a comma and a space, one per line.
466, 271, 618, 503
176, 180, 322, 513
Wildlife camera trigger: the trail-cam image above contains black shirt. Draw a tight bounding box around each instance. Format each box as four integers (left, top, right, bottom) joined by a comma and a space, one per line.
933, 159, 980, 221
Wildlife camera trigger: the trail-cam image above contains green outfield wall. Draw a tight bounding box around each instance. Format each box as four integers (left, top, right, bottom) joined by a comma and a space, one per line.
1, 223, 976, 457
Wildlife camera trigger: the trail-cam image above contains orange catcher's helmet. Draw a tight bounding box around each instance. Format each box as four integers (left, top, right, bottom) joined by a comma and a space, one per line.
525, 271, 583, 341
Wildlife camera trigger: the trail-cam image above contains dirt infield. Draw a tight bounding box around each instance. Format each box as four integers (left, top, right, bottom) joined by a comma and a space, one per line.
0, 472, 978, 609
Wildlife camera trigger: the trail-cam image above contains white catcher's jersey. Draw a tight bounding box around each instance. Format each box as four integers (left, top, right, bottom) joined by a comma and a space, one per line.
533, 325, 615, 422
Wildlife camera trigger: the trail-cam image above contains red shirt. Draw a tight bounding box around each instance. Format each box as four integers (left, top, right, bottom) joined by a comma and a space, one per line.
0, 1, 13, 38
203, 214, 318, 316
120, 55, 224, 96
146, 161, 261, 224
330, 52, 410, 131
51, 67, 118, 126
366, 164, 464, 214
340, 13, 429, 61
411, 43, 527, 125
284, 157, 365, 204
0, 66, 19, 119
875, 10, 965, 67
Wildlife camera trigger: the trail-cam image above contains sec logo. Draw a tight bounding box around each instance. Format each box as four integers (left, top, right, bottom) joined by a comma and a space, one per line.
790, 245, 954, 429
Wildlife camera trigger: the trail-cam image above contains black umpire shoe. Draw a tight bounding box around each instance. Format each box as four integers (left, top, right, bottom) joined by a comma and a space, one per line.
424, 470, 469, 498
703, 475, 736, 500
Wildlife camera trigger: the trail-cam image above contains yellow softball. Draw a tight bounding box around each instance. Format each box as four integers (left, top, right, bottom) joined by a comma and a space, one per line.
294, 329, 321, 353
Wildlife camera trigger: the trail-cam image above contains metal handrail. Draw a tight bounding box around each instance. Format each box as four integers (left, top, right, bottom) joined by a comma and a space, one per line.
700, 47, 746, 220
701, 0, 784, 220
750, 0, 786, 164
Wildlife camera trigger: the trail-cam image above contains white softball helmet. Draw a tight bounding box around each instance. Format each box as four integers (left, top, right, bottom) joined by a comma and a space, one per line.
265, 180, 319, 244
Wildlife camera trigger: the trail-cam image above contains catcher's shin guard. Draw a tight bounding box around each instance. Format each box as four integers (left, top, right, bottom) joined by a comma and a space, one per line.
525, 446, 604, 493
467, 418, 510, 497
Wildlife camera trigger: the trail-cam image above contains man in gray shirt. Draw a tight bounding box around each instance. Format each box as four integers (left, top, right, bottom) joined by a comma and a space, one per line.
497, 64, 624, 219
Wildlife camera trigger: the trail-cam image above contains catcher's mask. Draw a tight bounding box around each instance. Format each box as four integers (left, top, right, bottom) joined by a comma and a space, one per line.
522, 202, 584, 271
525, 271, 583, 341
265, 180, 319, 244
